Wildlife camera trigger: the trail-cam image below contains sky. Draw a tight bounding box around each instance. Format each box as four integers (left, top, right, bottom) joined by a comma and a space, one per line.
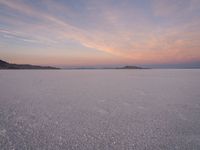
0, 0, 200, 67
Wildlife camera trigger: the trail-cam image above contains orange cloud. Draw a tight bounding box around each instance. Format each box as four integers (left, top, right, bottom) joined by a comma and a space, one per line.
0, 0, 200, 65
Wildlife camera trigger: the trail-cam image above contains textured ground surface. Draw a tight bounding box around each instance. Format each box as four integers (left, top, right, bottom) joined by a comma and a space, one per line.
0, 69, 200, 150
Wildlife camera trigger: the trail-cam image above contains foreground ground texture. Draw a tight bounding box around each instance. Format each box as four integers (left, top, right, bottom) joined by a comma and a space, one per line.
0, 69, 200, 150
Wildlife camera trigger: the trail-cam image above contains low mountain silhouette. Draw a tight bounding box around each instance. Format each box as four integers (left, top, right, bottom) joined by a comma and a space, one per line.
0, 59, 59, 69
116, 66, 145, 69
64, 65, 146, 70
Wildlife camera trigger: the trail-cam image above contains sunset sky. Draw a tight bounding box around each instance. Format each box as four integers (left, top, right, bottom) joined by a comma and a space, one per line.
0, 0, 200, 67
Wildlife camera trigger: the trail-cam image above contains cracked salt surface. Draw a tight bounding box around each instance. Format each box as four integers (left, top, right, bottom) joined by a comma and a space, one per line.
0, 69, 200, 150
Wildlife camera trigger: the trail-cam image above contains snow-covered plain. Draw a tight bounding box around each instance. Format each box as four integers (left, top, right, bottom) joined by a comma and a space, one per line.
0, 69, 200, 150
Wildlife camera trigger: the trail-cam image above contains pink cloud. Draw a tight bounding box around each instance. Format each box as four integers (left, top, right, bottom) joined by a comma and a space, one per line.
0, 0, 200, 65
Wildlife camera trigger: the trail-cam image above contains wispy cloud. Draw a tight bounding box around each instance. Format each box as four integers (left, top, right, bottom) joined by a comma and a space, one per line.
0, 0, 200, 65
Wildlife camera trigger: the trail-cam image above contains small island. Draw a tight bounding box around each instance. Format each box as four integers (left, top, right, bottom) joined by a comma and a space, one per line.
0, 60, 59, 70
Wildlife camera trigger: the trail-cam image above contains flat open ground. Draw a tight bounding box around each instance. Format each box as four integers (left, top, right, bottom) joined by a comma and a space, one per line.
0, 69, 200, 150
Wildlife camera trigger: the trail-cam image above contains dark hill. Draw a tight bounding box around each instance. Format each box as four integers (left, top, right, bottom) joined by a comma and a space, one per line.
116, 66, 144, 69
0, 59, 59, 69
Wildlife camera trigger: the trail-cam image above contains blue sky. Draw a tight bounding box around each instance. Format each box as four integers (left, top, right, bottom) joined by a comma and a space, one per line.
0, 0, 200, 67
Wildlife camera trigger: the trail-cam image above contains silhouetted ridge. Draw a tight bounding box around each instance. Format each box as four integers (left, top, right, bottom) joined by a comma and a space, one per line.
0, 59, 59, 69
116, 66, 144, 69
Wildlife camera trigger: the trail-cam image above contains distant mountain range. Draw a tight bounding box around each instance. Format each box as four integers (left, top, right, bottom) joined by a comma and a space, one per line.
0, 60, 59, 69
64, 65, 146, 70
116, 66, 145, 69
0, 59, 146, 70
